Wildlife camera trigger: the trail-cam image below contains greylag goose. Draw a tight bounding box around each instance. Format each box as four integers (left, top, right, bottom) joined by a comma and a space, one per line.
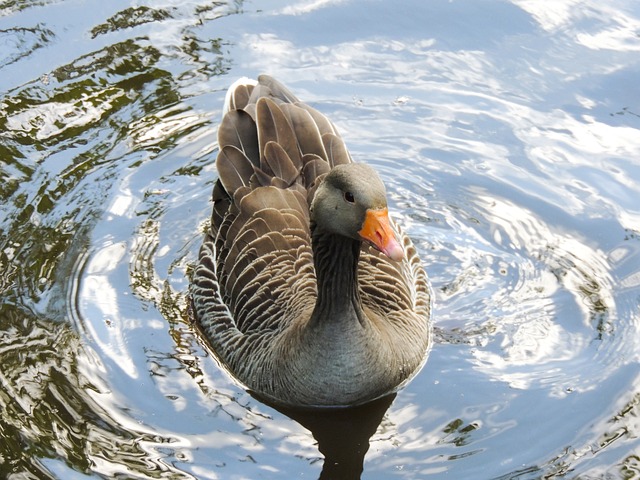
192, 75, 431, 407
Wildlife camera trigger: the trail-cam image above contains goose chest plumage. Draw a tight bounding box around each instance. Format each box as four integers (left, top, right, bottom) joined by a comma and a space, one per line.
191, 75, 431, 407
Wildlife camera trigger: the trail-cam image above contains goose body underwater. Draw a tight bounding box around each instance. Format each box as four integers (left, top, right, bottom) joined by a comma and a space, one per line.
191, 75, 431, 408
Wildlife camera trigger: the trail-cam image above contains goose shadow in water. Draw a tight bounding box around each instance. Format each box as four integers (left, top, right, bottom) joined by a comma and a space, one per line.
258, 393, 396, 479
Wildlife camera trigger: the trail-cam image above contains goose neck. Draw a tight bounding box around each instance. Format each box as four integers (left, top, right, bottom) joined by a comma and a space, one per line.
310, 227, 365, 324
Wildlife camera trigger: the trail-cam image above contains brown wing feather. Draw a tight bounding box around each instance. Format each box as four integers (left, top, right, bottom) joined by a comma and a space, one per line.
228, 84, 254, 110
301, 154, 331, 188
257, 74, 301, 104
322, 132, 352, 167
280, 103, 328, 161
297, 102, 338, 136
216, 145, 254, 193
256, 97, 302, 169
217, 110, 259, 164
358, 226, 429, 320
264, 141, 301, 185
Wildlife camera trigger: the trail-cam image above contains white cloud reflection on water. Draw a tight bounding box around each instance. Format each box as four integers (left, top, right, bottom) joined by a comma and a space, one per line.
514, 0, 640, 52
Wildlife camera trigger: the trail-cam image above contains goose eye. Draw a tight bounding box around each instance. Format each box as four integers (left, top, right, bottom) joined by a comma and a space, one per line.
344, 191, 355, 203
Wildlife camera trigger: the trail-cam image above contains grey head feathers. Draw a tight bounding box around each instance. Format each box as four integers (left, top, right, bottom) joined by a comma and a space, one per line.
310, 163, 388, 239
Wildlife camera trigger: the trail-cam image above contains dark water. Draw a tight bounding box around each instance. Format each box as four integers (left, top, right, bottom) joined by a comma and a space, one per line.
1, 0, 640, 478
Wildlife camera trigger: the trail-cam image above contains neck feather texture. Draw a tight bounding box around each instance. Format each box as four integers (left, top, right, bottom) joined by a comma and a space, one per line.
310, 226, 366, 325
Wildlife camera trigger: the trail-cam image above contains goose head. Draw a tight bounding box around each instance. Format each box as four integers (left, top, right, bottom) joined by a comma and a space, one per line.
310, 163, 405, 261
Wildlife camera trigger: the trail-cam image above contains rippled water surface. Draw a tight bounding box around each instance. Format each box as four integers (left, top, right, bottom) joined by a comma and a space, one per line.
2, 0, 640, 478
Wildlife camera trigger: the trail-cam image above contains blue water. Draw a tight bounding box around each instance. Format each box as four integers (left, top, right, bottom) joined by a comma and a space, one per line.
1, 0, 639, 478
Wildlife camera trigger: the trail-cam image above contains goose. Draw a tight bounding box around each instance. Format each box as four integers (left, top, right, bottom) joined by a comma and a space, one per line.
191, 75, 431, 407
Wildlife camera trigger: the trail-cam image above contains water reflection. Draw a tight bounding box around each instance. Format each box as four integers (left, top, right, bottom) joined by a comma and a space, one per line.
0, 24, 54, 69
0, 304, 187, 479
266, 395, 396, 479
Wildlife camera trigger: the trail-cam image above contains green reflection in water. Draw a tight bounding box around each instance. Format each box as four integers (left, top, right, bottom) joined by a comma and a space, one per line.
91, 6, 172, 39
0, 304, 151, 478
0, 0, 235, 473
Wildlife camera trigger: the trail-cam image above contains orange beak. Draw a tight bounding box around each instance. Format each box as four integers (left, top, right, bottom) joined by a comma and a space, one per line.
358, 208, 404, 261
